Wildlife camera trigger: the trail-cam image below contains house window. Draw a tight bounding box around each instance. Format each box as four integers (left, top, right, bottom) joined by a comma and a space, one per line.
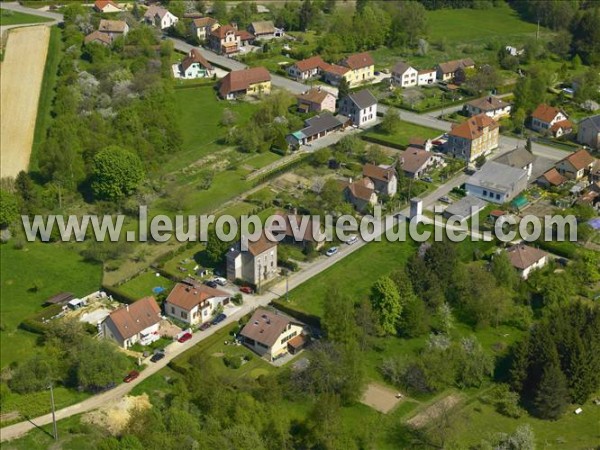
483, 190, 487, 196
496, 193, 501, 200
171, 306, 175, 314
181, 311, 188, 319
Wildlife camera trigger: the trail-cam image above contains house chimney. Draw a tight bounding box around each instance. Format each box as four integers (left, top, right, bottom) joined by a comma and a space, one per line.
126, 304, 129, 312
349, 177, 353, 184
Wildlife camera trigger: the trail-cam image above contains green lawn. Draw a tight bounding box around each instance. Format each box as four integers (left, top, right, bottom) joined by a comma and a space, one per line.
0, 242, 103, 368
363, 120, 443, 149
169, 322, 275, 379
167, 86, 257, 172
426, 4, 540, 44
285, 238, 420, 318
244, 151, 282, 170
117, 270, 175, 300
0, 10, 53, 26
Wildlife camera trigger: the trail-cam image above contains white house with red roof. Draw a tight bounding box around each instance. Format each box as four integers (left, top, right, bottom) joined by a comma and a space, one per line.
94, 0, 122, 13
164, 279, 230, 326
101, 297, 162, 348
555, 148, 596, 180
505, 244, 549, 279
530, 104, 572, 137
144, 5, 178, 30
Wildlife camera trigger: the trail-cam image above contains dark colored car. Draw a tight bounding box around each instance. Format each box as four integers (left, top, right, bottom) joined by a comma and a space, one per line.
178, 332, 193, 343
212, 313, 227, 325
123, 370, 140, 383
199, 322, 211, 331
204, 280, 218, 288
150, 352, 165, 363
240, 286, 253, 294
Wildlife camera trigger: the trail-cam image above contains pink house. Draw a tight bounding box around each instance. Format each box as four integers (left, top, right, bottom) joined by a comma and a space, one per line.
296, 87, 336, 113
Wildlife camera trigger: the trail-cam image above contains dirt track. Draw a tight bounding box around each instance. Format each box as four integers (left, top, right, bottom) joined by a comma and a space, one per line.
0, 25, 50, 178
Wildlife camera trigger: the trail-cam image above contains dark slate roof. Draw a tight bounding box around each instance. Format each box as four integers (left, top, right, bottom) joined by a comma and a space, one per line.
345, 89, 377, 110
579, 114, 600, 131
495, 147, 535, 169
299, 112, 345, 138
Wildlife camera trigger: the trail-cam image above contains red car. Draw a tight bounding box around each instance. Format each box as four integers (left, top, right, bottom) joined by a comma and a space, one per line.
123, 370, 139, 383
178, 332, 193, 343
240, 286, 253, 294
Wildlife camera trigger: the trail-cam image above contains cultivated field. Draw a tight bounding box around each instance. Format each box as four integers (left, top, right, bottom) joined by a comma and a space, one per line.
0, 25, 49, 178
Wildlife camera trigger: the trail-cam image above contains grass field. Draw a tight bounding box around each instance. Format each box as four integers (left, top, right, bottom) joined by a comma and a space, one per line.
426, 4, 540, 44
0, 10, 52, 26
363, 120, 443, 149
117, 270, 175, 300
0, 242, 103, 368
167, 86, 257, 173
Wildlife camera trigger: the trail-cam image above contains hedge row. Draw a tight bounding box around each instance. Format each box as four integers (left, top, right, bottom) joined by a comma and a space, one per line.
251, 153, 311, 185
270, 300, 321, 330
19, 303, 65, 335
101, 284, 138, 304
360, 135, 406, 150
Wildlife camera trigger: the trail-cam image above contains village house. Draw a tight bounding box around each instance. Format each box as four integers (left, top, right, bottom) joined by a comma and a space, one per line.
287, 55, 327, 81
338, 52, 375, 87
465, 160, 528, 204
98, 19, 129, 41
226, 233, 278, 285
363, 163, 398, 196
208, 24, 241, 55
464, 95, 512, 120
537, 168, 567, 188
191, 17, 219, 41
530, 104, 572, 137
164, 279, 230, 326
321, 63, 351, 87
286, 112, 346, 148
239, 308, 306, 361
271, 213, 326, 250
494, 146, 535, 179
577, 115, 600, 150
400, 147, 445, 179
417, 68, 437, 85
338, 89, 377, 127
94, 0, 122, 13
343, 178, 378, 212
443, 195, 487, 220
409, 137, 434, 152
84, 30, 112, 46
555, 148, 596, 180
296, 87, 336, 113
101, 297, 162, 348
505, 244, 549, 279
144, 5, 178, 30
248, 20, 282, 39
218, 67, 271, 100
391, 62, 418, 88
177, 49, 213, 79
436, 58, 475, 82
446, 113, 499, 162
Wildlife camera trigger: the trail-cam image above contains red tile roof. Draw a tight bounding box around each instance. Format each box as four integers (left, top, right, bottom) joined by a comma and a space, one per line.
95, 0, 120, 11
531, 104, 563, 123
192, 17, 218, 27
560, 148, 595, 171
538, 168, 566, 186
346, 178, 375, 201
181, 48, 213, 71
247, 232, 277, 256
240, 308, 299, 347
84, 31, 112, 45
549, 119, 573, 132
211, 24, 237, 39
293, 55, 327, 72
219, 67, 271, 97
99, 19, 128, 33
401, 148, 432, 175
166, 282, 228, 312
467, 95, 510, 112
341, 52, 374, 70
450, 113, 498, 140
363, 163, 396, 182
321, 63, 349, 76
437, 58, 474, 74
297, 87, 334, 105
106, 297, 161, 340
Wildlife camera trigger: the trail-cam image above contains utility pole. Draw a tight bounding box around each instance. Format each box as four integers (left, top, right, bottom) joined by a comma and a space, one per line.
285, 270, 289, 302
49, 384, 58, 441
536, 19, 540, 40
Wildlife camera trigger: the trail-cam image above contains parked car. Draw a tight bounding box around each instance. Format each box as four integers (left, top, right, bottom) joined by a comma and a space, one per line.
204, 280, 218, 288
214, 277, 227, 286
422, 176, 433, 183
439, 196, 452, 204
199, 322, 211, 331
326, 247, 339, 257
123, 370, 140, 383
212, 313, 227, 325
178, 332, 193, 343
240, 286, 253, 294
346, 235, 358, 245
150, 351, 165, 363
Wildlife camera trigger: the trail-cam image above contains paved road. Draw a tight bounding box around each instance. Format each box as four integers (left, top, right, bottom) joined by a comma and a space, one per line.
0, 2, 62, 34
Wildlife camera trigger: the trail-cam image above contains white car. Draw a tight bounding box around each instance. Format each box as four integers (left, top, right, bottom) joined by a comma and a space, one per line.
346, 235, 358, 245
325, 247, 339, 257
213, 277, 227, 286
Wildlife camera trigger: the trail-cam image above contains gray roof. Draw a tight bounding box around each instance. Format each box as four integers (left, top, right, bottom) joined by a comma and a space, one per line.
443, 195, 487, 220
293, 112, 344, 139
579, 114, 600, 131
392, 61, 412, 75
345, 89, 377, 110
494, 147, 535, 169
466, 161, 527, 192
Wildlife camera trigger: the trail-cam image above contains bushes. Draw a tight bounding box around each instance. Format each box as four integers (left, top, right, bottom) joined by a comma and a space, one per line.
223, 355, 242, 369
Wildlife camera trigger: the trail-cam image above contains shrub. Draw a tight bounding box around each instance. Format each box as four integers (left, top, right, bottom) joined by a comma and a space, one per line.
223, 355, 242, 369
